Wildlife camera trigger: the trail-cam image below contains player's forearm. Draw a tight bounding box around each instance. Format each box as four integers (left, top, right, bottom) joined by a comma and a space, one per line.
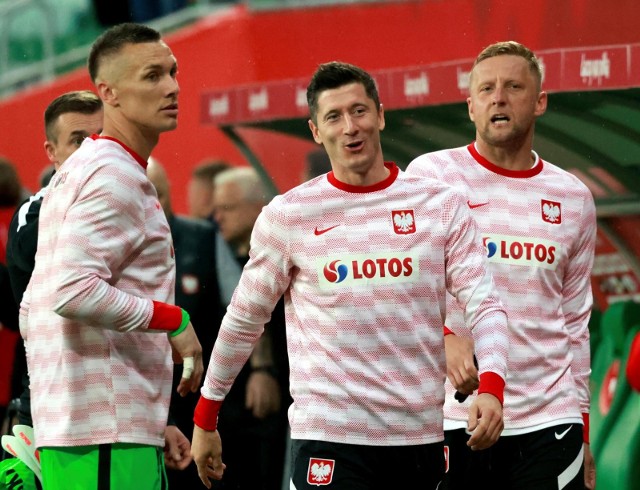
53, 271, 154, 332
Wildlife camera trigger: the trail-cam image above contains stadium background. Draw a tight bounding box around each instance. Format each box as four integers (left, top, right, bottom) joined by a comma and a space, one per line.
0, 0, 639, 487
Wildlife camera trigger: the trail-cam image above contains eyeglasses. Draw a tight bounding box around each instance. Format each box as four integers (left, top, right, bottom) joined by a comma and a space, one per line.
213, 202, 245, 214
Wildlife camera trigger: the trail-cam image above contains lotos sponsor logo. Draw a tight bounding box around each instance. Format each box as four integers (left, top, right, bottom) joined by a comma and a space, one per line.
323, 260, 348, 283
482, 234, 561, 270
317, 252, 419, 288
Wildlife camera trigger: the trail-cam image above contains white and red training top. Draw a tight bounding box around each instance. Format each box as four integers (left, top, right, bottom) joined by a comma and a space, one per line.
196, 162, 508, 446
20, 136, 178, 448
407, 144, 596, 436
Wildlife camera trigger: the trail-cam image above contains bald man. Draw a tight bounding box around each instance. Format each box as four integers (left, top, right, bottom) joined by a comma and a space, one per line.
147, 157, 224, 488
148, 158, 289, 489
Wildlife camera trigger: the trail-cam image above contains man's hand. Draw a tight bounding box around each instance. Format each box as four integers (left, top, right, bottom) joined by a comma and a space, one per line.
466, 393, 503, 450
246, 370, 281, 419
445, 334, 479, 395
584, 443, 596, 489
164, 425, 192, 471
191, 425, 226, 489
168, 323, 204, 397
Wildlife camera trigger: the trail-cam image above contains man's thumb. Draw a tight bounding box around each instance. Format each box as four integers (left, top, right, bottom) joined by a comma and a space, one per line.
467, 408, 478, 431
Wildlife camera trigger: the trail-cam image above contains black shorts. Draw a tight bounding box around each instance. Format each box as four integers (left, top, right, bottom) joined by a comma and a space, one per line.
290, 439, 444, 489
442, 424, 585, 490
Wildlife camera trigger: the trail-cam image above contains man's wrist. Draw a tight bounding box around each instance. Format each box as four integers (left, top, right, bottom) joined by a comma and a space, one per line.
169, 309, 190, 337
477, 371, 505, 406
148, 301, 182, 332
194, 396, 223, 431
582, 413, 590, 444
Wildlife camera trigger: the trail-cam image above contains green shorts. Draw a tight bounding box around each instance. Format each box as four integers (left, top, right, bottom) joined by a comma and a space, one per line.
40, 443, 167, 490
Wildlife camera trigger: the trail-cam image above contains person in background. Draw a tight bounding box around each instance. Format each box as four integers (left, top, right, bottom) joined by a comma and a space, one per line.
19, 23, 203, 489
187, 160, 231, 221
407, 41, 597, 490
199, 165, 290, 490
147, 157, 224, 488
300, 147, 332, 182
38, 164, 56, 188
6, 91, 104, 432
0, 158, 23, 264
191, 61, 509, 490
149, 159, 288, 489
0, 157, 22, 428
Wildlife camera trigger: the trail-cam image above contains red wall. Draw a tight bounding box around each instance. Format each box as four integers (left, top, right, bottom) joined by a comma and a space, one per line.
1, 0, 640, 213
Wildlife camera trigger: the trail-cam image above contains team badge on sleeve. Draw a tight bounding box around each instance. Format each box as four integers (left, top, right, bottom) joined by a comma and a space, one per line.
392, 209, 415, 234
541, 199, 561, 224
307, 458, 335, 485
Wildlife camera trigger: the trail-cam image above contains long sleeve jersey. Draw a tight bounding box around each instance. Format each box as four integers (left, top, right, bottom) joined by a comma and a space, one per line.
197, 162, 508, 446
407, 144, 596, 435
20, 136, 175, 448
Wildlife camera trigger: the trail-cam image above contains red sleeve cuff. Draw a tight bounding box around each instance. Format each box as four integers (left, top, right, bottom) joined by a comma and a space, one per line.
194, 395, 223, 431
582, 413, 590, 444
443, 326, 454, 336
477, 371, 505, 406
148, 301, 182, 332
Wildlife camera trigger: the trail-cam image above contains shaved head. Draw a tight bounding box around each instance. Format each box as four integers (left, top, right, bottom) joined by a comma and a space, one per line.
88, 23, 161, 83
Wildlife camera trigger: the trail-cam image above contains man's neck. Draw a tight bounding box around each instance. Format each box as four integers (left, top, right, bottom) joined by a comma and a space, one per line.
475, 139, 535, 171
102, 121, 159, 162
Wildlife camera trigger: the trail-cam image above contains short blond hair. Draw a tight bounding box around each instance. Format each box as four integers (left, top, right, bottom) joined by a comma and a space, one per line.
472, 41, 542, 90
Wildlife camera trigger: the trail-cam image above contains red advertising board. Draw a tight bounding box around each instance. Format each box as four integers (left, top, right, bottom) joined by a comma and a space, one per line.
201, 43, 640, 126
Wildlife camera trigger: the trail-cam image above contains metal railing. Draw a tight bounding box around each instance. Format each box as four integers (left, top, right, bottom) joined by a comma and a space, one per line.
0, 0, 227, 100
0, 0, 56, 97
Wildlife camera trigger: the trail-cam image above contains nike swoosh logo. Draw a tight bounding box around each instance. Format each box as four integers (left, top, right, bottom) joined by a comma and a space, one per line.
467, 201, 489, 209
314, 225, 340, 236
554, 425, 572, 440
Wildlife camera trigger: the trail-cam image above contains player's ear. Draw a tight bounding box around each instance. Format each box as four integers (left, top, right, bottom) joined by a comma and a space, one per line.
467, 97, 475, 122
97, 81, 118, 107
44, 140, 57, 164
378, 104, 385, 131
309, 119, 322, 145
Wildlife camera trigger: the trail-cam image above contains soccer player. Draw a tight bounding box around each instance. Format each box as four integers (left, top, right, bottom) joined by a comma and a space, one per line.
19, 23, 203, 489
191, 61, 509, 490
406, 41, 597, 489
